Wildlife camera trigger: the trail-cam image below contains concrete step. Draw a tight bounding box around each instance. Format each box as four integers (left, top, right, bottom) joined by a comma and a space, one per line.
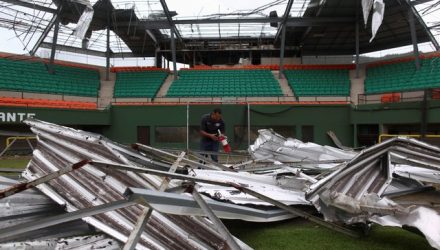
98, 76, 116, 109
349, 66, 366, 105
271, 71, 295, 98
156, 74, 176, 98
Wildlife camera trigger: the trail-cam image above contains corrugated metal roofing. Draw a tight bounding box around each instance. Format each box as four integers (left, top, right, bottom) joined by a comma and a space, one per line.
20, 118, 241, 250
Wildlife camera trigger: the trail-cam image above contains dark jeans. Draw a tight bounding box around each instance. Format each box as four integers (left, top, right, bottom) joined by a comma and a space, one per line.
200, 139, 219, 162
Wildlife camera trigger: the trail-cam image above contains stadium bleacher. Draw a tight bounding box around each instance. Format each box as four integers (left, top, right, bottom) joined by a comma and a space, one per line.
0, 58, 100, 97
284, 66, 351, 96
113, 69, 168, 98
365, 56, 440, 94
166, 69, 283, 97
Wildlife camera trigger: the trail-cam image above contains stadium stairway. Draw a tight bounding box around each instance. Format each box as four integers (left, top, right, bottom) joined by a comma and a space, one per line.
349, 66, 366, 105
97, 69, 116, 109
155, 74, 176, 98
273, 70, 295, 100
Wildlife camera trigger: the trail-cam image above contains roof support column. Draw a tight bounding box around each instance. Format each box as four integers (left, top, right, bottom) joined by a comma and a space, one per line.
155, 49, 162, 68
30, 5, 62, 56
106, 7, 111, 81
355, 0, 360, 79
170, 29, 177, 80
48, 15, 60, 75
279, 25, 286, 80
408, 8, 420, 70
407, 0, 439, 51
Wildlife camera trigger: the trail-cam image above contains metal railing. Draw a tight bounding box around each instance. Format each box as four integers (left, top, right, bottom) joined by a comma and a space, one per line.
112, 95, 352, 105
358, 92, 425, 105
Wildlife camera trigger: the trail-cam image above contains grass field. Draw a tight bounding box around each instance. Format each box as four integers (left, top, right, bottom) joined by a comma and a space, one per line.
0, 157, 434, 249
0, 156, 30, 169
225, 219, 433, 250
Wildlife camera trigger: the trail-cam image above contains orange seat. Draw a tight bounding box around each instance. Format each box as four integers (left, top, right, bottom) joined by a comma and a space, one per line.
381, 93, 401, 103
0, 96, 97, 110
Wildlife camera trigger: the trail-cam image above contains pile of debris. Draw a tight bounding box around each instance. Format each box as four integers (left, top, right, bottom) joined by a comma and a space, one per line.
0, 121, 439, 249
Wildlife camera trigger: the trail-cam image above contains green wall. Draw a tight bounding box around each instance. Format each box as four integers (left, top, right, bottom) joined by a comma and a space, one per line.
1, 101, 438, 150
0, 107, 110, 125
106, 104, 352, 149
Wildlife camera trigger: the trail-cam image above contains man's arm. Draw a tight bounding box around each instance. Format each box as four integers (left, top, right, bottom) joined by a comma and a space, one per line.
219, 120, 225, 134
200, 130, 218, 141
200, 115, 218, 141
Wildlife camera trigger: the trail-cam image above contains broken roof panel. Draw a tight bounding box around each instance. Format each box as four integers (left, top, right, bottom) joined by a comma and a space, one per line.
306, 137, 440, 249
17, 118, 242, 249
189, 169, 309, 206
249, 129, 356, 169
0, 176, 94, 243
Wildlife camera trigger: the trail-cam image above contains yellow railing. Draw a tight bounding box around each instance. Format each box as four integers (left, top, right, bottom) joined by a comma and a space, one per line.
6, 136, 36, 147
378, 134, 440, 143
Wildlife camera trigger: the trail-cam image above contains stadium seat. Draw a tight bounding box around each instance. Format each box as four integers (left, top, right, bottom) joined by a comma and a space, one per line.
284, 69, 350, 96
166, 69, 283, 97
113, 70, 168, 98
0, 58, 100, 97
365, 57, 440, 94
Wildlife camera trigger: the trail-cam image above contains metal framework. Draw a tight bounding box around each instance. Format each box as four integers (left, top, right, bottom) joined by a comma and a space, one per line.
0, 0, 437, 67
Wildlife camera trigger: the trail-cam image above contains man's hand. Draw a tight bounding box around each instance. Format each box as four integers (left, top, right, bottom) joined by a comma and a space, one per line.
209, 134, 218, 141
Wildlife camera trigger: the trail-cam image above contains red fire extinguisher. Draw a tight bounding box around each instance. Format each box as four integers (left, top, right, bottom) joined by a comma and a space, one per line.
218, 129, 231, 153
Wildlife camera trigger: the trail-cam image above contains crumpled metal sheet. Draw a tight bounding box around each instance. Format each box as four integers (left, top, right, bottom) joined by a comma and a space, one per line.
370, 0, 385, 42
189, 169, 309, 206
73, 6, 94, 40
0, 235, 121, 250
128, 187, 296, 222
362, 0, 374, 27
20, 118, 240, 250
249, 129, 356, 169
306, 137, 440, 249
371, 206, 440, 249
0, 176, 92, 244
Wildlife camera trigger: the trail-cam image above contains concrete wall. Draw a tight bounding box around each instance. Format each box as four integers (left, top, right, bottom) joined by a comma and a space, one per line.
1, 100, 439, 149
261, 57, 301, 65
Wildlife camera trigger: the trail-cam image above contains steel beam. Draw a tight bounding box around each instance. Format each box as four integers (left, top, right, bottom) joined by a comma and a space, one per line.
40, 43, 134, 57
106, 6, 111, 81
0, 199, 136, 239
116, 17, 354, 28
146, 29, 158, 45
0, 0, 56, 13
159, 0, 182, 43
279, 25, 286, 79
355, 0, 360, 78
126, 187, 294, 222
122, 151, 186, 250
191, 187, 241, 250
408, 8, 420, 70
29, 7, 60, 56
407, 0, 440, 50
48, 15, 60, 74
174, 17, 354, 25
0, 160, 89, 199
274, 0, 295, 43
170, 28, 177, 79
